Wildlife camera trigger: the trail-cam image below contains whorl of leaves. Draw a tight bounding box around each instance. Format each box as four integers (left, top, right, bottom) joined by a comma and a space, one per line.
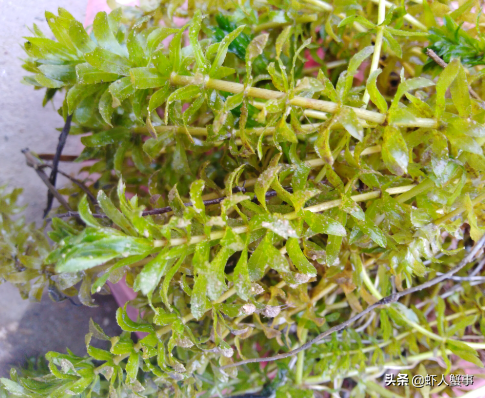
2, 0, 485, 397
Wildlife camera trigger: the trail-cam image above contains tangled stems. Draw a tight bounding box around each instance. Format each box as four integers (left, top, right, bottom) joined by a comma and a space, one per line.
220, 234, 485, 370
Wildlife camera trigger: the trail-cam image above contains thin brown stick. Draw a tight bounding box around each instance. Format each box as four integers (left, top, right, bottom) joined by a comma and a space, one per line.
220, 234, 485, 370
426, 49, 483, 103
38, 154, 78, 162
51, 186, 294, 219
22, 149, 73, 213
38, 164, 97, 205
45, 114, 73, 218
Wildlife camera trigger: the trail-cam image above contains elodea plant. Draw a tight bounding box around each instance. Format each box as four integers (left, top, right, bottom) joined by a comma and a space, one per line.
3, 0, 485, 396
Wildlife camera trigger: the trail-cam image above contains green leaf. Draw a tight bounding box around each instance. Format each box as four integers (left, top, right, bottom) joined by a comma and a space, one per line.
126, 351, 140, 381
191, 241, 210, 320
35, 74, 64, 88
169, 28, 185, 74
382, 126, 408, 176
97, 190, 134, 235
78, 195, 100, 228
130, 67, 165, 89
250, 213, 298, 239
81, 127, 130, 147
133, 249, 174, 295
38, 64, 76, 84
93, 11, 128, 58
66, 84, 104, 114
303, 210, 347, 237
286, 238, 317, 276
446, 340, 484, 368
339, 107, 363, 141
248, 232, 290, 281
327, 210, 347, 265
99, 88, 115, 125
45, 11, 77, 53
152, 50, 172, 77
275, 26, 291, 59
338, 15, 376, 29
207, 247, 232, 300
165, 85, 202, 124
341, 46, 374, 100
246, 33, 268, 76
254, 166, 281, 212
435, 58, 460, 119
450, 63, 471, 118
76, 63, 119, 85
391, 77, 434, 109
69, 20, 96, 53
84, 48, 131, 76
127, 29, 147, 67
382, 29, 402, 58
161, 255, 185, 308
234, 249, 251, 301
275, 117, 298, 144
109, 77, 135, 105
56, 231, 151, 273
91, 255, 145, 294
146, 27, 180, 55
317, 70, 338, 103
366, 69, 388, 113
354, 218, 387, 248
210, 25, 245, 77
148, 82, 170, 112
189, 10, 209, 72
315, 123, 334, 165
0, 378, 25, 395
116, 305, 154, 333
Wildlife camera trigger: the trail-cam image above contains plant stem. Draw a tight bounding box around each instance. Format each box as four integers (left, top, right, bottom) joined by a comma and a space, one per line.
154, 184, 416, 248
434, 191, 485, 224
295, 329, 308, 385
305, 349, 450, 385
170, 73, 439, 128
395, 178, 434, 203
221, 235, 485, 369
361, 267, 470, 345
253, 15, 318, 33
362, 380, 405, 398
362, 0, 386, 106
200, 145, 381, 201
369, 0, 427, 31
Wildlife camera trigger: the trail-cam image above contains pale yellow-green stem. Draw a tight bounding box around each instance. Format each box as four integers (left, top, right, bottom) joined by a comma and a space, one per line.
252, 99, 436, 128
154, 184, 416, 248
200, 145, 382, 201
305, 349, 454, 385
434, 191, 485, 225
395, 178, 435, 203
295, 329, 308, 385
169, 73, 439, 128
369, 0, 427, 31
253, 15, 318, 33
362, 380, 405, 398
361, 267, 485, 347
311, 305, 485, 365
362, 0, 386, 106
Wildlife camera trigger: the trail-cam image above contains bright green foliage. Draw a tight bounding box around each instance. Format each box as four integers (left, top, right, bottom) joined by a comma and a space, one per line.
3, 0, 485, 397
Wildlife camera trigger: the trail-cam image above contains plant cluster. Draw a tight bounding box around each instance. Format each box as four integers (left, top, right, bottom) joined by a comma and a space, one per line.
2, 0, 485, 397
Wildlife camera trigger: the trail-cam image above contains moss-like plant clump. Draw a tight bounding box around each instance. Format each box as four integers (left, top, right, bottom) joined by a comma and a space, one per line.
2, 0, 485, 396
